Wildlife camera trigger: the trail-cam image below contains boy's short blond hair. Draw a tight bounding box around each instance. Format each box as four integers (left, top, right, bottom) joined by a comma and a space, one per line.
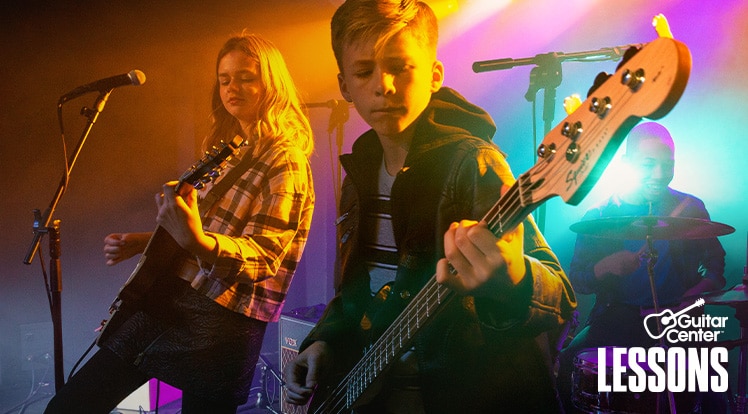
331, 0, 438, 73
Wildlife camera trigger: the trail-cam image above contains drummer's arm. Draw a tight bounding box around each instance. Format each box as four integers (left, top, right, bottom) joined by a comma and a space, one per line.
682, 278, 721, 298
593, 250, 641, 280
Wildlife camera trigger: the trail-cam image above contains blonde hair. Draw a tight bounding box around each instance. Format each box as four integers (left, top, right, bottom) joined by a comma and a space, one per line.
330, 0, 438, 73
206, 33, 313, 157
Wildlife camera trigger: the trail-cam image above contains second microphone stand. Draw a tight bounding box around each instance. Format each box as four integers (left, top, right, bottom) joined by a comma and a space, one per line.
304, 99, 350, 210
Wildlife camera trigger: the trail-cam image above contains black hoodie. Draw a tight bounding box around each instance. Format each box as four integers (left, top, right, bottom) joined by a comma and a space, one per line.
303, 87, 575, 413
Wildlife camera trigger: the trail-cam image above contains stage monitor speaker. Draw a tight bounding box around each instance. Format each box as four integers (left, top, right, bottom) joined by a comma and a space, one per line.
279, 304, 325, 414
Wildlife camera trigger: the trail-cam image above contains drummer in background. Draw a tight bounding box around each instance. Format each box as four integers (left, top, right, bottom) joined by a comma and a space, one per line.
557, 121, 727, 413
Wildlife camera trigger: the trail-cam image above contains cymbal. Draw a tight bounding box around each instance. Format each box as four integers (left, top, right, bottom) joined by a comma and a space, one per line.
699, 285, 748, 307
569, 216, 735, 240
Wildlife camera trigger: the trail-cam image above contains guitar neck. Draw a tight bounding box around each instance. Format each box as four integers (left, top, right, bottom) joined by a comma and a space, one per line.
316, 182, 528, 413
314, 277, 454, 413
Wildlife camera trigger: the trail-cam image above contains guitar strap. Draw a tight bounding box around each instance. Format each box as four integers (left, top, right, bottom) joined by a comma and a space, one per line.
198, 145, 257, 219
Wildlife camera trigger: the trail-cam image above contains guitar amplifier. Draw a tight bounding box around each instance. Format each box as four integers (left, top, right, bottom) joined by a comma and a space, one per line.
279, 304, 326, 414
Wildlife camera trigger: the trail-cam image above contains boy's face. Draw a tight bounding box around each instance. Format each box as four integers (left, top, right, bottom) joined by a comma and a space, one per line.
337, 31, 443, 140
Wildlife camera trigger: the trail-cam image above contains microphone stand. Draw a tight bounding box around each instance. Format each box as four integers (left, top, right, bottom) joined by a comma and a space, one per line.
246, 354, 282, 413
640, 216, 677, 414
304, 100, 350, 211
472, 44, 641, 232
23, 89, 114, 391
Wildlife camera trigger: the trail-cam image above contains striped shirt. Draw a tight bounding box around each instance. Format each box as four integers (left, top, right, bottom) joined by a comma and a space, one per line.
365, 159, 398, 295
178, 136, 314, 322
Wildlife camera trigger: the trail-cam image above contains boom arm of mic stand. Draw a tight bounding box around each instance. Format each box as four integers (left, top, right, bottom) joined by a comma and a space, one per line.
471, 43, 643, 73
24, 90, 113, 265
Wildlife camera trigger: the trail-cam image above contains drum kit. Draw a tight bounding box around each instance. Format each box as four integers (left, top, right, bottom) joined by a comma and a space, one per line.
568, 215, 746, 414
569, 216, 735, 241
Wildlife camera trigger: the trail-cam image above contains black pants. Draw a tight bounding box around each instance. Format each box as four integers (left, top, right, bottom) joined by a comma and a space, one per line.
43, 347, 239, 414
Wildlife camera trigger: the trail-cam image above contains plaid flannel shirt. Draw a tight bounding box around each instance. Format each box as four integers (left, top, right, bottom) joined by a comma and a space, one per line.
179, 136, 314, 322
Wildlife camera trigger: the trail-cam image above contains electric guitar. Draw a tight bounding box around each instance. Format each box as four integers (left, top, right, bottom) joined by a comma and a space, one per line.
309, 36, 692, 413
96, 135, 244, 345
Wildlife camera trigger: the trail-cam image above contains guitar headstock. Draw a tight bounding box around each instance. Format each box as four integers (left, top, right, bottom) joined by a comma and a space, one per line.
176, 135, 244, 191
519, 36, 691, 208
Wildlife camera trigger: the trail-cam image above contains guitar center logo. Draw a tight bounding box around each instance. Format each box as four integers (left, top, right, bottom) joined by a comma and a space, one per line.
593, 299, 730, 394
643, 298, 727, 343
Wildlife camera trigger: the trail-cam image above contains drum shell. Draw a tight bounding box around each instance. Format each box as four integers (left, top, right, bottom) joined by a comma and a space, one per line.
571, 347, 695, 414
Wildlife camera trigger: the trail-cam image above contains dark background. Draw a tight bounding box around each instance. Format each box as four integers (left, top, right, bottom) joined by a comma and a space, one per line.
1, 0, 746, 411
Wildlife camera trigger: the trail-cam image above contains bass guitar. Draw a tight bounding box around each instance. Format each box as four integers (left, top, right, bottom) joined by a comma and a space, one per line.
96, 135, 244, 345
309, 35, 692, 413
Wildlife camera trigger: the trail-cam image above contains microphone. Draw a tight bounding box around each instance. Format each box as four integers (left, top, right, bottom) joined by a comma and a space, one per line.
59, 69, 146, 104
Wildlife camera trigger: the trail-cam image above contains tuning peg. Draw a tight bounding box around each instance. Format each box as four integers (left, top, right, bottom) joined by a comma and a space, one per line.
587, 72, 611, 97
621, 68, 646, 92
589, 96, 612, 119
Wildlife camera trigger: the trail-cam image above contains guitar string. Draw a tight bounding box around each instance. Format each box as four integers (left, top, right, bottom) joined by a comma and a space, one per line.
358, 184, 527, 379
317, 179, 529, 412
